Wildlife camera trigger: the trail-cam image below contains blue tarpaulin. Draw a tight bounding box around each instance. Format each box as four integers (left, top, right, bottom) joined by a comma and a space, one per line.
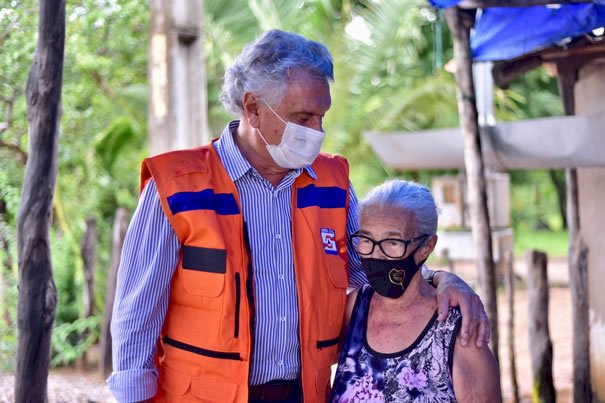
429, 1, 605, 61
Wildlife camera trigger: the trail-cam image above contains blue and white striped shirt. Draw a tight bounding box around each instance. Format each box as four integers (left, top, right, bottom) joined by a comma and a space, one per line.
107, 121, 366, 402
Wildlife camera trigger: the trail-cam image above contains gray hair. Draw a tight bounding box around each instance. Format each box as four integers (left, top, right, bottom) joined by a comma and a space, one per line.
219, 29, 334, 116
360, 179, 439, 236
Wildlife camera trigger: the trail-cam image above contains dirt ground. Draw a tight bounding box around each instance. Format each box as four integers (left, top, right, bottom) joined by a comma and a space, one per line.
443, 256, 573, 402
497, 286, 572, 402
0, 258, 573, 402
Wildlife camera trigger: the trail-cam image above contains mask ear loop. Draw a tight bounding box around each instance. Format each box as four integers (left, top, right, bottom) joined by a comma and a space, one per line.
263, 102, 288, 125
414, 234, 433, 265
256, 101, 288, 147
255, 128, 271, 147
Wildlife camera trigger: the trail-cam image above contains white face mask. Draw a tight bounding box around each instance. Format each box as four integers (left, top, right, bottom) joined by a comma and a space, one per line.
256, 104, 325, 169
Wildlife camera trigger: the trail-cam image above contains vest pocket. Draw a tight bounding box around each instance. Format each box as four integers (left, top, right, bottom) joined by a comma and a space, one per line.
179, 245, 227, 297
160, 365, 239, 402
160, 365, 191, 397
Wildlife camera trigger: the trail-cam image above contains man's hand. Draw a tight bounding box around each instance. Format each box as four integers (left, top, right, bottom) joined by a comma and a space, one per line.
434, 271, 491, 348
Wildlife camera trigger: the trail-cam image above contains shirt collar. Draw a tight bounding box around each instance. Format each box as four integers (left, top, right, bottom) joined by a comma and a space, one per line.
214, 120, 318, 182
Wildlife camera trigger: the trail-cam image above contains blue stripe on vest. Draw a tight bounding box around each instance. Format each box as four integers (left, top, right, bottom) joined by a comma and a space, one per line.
167, 189, 240, 215
297, 185, 347, 209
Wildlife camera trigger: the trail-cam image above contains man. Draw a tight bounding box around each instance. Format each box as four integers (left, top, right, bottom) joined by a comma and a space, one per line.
108, 29, 489, 403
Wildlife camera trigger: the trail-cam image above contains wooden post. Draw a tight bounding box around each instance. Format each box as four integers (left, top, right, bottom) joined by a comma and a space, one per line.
556, 65, 592, 403
504, 250, 519, 403
570, 236, 591, 402
79, 216, 97, 369
15, 0, 65, 401
148, 0, 209, 155
98, 207, 129, 378
525, 250, 555, 403
81, 217, 97, 319
445, 8, 499, 364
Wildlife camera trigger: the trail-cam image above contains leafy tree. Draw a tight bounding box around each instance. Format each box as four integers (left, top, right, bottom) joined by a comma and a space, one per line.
205, 0, 459, 195
0, 0, 568, 372
496, 68, 567, 232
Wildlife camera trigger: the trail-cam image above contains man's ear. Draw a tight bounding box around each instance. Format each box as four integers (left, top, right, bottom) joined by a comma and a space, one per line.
243, 93, 261, 128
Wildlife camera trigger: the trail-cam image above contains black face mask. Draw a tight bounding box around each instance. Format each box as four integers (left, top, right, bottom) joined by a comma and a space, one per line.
362, 245, 427, 299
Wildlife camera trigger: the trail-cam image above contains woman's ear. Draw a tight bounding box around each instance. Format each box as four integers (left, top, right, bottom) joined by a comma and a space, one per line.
243, 92, 261, 128
418, 234, 438, 262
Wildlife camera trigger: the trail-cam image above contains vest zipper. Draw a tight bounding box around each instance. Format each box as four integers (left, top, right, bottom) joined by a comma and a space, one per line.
243, 222, 256, 359
234, 272, 241, 339
316, 336, 340, 349
163, 336, 242, 360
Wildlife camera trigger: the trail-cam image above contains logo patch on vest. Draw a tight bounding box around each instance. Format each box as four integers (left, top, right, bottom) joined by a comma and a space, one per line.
320, 228, 338, 255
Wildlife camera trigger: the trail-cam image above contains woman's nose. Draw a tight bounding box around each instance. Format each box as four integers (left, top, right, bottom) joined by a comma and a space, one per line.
370, 244, 387, 259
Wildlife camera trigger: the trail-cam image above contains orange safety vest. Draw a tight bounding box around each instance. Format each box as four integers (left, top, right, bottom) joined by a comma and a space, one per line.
141, 141, 350, 402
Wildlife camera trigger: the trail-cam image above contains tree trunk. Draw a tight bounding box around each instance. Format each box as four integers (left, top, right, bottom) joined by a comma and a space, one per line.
98, 207, 129, 378
525, 250, 556, 403
547, 169, 567, 230
15, 1, 65, 401
503, 250, 519, 403
445, 8, 499, 365
79, 216, 97, 370
148, 0, 208, 155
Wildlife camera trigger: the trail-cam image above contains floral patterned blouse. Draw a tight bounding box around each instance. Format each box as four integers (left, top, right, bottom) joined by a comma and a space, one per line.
331, 285, 462, 402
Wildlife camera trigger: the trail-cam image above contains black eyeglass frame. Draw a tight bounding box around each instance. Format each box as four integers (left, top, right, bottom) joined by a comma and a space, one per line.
350, 233, 430, 259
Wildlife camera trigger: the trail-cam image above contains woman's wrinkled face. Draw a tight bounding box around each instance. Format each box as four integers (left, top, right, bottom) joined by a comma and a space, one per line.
357, 206, 417, 260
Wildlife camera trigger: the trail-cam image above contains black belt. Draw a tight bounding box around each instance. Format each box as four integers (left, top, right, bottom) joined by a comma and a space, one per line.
249, 379, 300, 402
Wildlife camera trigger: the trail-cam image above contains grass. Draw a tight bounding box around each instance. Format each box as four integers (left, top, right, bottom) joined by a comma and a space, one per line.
513, 228, 568, 258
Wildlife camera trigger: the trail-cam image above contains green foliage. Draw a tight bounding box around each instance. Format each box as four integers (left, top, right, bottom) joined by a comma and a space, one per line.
51, 315, 102, 367
514, 228, 568, 257
0, 272, 18, 372
493, 69, 566, 233
509, 169, 564, 231
51, 230, 81, 325
1, 0, 148, 370
0, 0, 570, 373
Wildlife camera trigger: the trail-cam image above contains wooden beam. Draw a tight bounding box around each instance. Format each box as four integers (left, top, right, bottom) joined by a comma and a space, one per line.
492, 41, 605, 88
492, 55, 543, 88
458, 0, 592, 9
542, 40, 605, 61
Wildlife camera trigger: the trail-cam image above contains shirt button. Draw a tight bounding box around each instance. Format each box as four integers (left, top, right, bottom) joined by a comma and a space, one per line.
278, 360, 284, 366
280, 316, 286, 322
276, 233, 281, 239
278, 274, 285, 280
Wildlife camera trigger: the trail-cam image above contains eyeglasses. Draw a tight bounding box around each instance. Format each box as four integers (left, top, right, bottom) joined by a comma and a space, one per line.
350, 233, 429, 259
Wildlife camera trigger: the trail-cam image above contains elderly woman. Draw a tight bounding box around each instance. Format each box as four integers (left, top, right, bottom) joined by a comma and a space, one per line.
331, 180, 501, 402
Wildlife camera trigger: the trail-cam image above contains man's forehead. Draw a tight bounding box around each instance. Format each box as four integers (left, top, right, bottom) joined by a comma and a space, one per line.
281, 79, 331, 113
